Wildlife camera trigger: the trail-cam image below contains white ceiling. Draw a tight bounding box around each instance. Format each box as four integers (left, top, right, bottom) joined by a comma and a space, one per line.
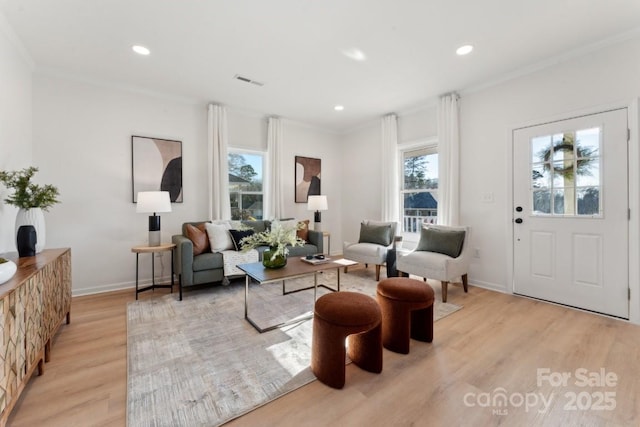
2, 0, 640, 133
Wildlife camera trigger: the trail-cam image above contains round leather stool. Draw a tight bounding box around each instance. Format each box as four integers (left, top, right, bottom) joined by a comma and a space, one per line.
311, 291, 382, 389
376, 277, 435, 354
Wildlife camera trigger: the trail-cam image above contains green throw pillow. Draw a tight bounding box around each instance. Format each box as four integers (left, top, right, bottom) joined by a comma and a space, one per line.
358, 223, 393, 246
416, 227, 466, 258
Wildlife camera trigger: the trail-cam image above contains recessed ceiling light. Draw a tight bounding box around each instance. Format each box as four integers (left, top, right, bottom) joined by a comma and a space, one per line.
334, 105, 344, 111
341, 48, 366, 61
456, 45, 473, 56
132, 45, 150, 55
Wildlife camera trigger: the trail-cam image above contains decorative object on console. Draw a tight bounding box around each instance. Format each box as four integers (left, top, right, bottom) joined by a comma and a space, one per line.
131, 135, 183, 203
0, 167, 60, 254
136, 191, 172, 247
0, 257, 17, 285
307, 195, 328, 231
16, 225, 37, 257
295, 156, 321, 203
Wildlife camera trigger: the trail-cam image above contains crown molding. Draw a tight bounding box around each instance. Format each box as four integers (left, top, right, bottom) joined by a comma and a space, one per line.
461, 26, 640, 97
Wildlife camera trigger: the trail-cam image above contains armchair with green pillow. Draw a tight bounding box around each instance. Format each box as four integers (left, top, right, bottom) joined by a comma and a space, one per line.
172, 219, 323, 295
343, 220, 399, 281
396, 225, 471, 302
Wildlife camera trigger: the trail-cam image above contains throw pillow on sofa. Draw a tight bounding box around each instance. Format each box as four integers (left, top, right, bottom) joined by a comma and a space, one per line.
205, 222, 235, 252
185, 223, 210, 255
229, 229, 255, 251
297, 219, 310, 242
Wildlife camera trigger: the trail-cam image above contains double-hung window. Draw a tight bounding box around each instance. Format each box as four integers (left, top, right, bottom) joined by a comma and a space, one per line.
400, 142, 438, 235
228, 150, 265, 220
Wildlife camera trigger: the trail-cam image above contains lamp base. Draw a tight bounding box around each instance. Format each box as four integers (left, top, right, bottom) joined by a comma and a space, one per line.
314, 221, 322, 232
148, 214, 161, 246
149, 230, 161, 247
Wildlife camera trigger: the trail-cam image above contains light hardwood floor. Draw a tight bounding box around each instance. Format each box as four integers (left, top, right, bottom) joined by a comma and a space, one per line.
7, 274, 640, 426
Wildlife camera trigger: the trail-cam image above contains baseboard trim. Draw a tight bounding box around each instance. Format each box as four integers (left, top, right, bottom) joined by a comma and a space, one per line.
469, 279, 508, 294
72, 275, 174, 297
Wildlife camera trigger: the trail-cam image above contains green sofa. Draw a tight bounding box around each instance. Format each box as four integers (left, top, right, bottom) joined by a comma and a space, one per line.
172, 219, 323, 296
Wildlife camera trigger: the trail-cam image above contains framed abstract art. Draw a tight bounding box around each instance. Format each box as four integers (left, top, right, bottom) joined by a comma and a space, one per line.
295, 156, 321, 203
132, 135, 183, 202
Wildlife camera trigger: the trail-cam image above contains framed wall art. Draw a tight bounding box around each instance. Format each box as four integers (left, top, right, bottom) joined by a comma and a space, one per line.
295, 156, 321, 203
132, 135, 183, 202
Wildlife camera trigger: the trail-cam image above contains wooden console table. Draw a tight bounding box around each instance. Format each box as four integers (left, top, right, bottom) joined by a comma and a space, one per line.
0, 248, 71, 427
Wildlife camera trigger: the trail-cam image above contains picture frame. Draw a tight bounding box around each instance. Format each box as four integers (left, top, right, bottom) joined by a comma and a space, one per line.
295, 156, 321, 203
132, 135, 183, 202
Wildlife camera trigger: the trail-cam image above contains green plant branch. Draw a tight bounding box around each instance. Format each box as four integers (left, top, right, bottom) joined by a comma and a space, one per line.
0, 167, 60, 211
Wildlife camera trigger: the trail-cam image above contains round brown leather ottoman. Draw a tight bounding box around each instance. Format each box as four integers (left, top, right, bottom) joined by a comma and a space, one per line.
311, 291, 382, 389
376, 277, 435, 354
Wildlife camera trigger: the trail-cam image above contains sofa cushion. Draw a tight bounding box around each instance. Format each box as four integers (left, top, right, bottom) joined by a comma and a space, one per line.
415, 227, 465, 258
192, 252, 224, 272
229, 229, 255, 251
205, 222, 234, 252
358, 223, 393, 246
185, 223, 210, 255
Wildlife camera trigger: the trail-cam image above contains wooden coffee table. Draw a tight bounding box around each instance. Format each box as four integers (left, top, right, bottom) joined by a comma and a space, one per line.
237, 257, 356, 333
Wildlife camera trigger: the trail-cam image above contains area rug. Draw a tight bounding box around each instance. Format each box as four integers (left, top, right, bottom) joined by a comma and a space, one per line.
127, 267, 462, 427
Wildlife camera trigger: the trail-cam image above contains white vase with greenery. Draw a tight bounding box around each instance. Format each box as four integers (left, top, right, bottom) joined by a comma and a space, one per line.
0, 167, 60, 254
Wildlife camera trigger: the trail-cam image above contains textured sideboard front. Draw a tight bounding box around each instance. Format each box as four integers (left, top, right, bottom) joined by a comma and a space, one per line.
0, 248, 71, 427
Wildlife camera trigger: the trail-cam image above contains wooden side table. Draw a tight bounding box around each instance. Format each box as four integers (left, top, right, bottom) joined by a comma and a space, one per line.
131, 243, 176, 300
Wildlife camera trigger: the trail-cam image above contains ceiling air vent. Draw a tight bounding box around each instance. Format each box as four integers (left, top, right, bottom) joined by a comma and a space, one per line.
233, 74, 264, 87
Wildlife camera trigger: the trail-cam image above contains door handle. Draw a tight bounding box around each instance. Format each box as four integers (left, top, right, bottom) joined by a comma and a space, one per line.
515, 218, 523, 224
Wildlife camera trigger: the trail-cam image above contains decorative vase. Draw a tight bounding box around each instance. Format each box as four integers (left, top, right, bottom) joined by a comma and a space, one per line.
0, 259, 17, 285
262, 247, 287, 269
15, 208, 45, 253
17, 225, 37, 257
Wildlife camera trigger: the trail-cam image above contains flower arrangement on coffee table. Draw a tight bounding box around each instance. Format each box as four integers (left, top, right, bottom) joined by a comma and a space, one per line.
240, 220, 305, 268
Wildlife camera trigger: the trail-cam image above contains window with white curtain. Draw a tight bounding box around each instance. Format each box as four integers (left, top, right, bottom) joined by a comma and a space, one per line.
400, 141, 439, 235
228, 149, 265, 220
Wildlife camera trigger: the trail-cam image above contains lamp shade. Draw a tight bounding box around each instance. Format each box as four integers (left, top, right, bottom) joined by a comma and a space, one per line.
307, 195, 328, 211
136, 191, 172, 213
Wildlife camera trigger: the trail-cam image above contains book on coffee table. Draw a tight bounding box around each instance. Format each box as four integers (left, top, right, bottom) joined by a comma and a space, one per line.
300, 256, 331, 265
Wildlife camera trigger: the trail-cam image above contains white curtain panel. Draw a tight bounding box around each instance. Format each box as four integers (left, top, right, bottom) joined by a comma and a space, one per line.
208, 104, 231, 220
381, 113, 400, 224
266, 117, 285, 219
437, 93, 461, 225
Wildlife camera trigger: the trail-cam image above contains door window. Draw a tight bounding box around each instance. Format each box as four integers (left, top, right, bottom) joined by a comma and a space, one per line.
530, 127, 601, 216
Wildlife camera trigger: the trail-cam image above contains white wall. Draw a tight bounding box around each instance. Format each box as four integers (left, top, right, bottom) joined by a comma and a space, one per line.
282, 120, 342, 254
339, 106, 437, 247
337, 36, 640, 311
33, 75, 208, 294
460, 36, 640, 293
0, 14, 33, 252
226, 114, 344, 254
33, 75, 342, 294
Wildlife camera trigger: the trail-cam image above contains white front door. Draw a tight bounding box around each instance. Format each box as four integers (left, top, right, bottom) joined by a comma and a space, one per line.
513, 108, 629, 319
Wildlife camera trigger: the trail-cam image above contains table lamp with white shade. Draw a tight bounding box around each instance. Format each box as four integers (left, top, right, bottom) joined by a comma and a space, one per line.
136, 191, 172, 246
307, 195, 328, 231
